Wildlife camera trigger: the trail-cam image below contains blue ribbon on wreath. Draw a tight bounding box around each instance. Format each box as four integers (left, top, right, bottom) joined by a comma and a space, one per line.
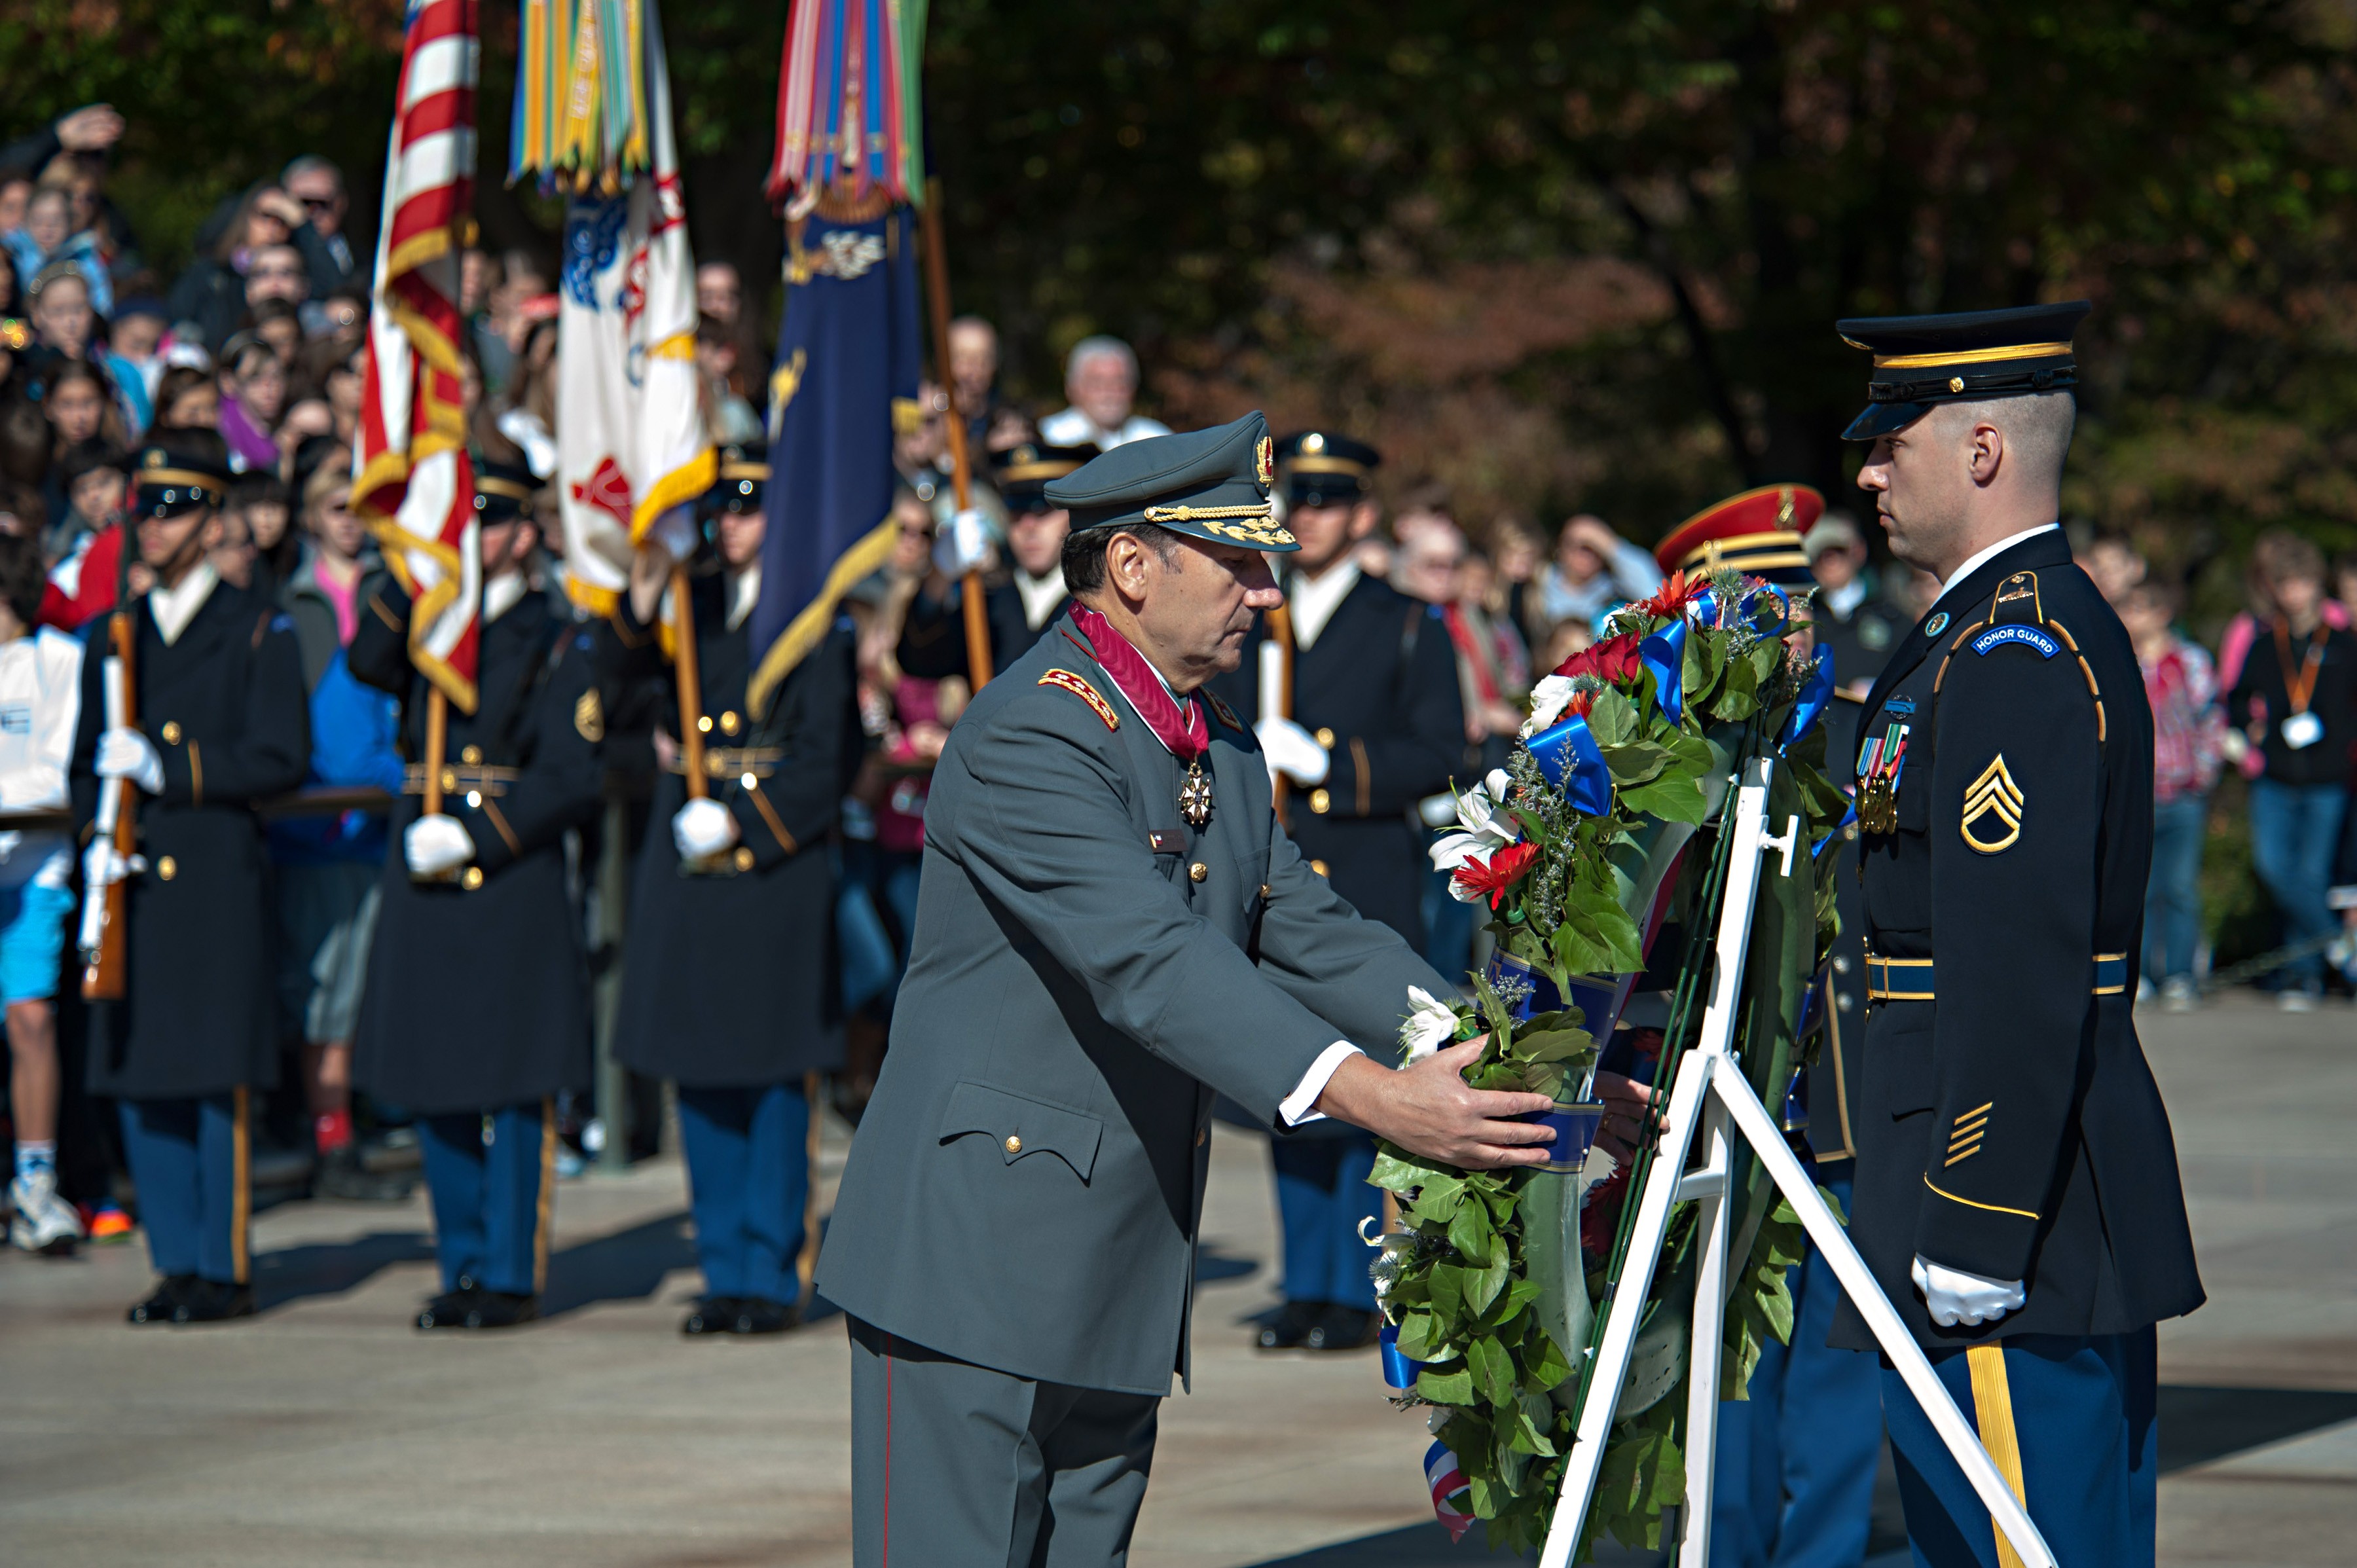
1639, 617, 1687, 725
1780, 642, 1836, 748
1526, 711, 1614, 816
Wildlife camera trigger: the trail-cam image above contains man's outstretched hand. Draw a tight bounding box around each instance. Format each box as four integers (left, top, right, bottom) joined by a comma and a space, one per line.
1313, 1040, 1556, 1169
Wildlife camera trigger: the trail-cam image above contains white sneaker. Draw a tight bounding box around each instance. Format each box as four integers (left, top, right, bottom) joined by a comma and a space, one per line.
8, 1169, 84, 1254
2161, 976, 2199, 1013
2278, 989, 2319, 1014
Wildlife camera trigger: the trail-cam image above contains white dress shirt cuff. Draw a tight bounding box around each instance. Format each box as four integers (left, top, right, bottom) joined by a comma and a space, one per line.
1279, 1042, 1365, 1127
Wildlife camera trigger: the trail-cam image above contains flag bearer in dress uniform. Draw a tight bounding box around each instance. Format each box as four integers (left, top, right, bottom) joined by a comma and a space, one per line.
604, 445, 861, 1337
896, 441, 1095, 679
1829, 304, 2202, 1567
1647, 488, 1890, 1567
1206, 430, 1467, 1354
77, 430, 312, 1324
816, 412, 1558, 1568
350, 456, 604, 1332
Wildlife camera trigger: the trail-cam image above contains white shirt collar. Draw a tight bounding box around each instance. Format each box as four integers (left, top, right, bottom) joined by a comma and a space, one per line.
1820, 577, 1868, 618
1288, 559, 1361, 650
1936, 524, 2059, 604
149, 562, 219, 646
1014, 568, 1065, 632
727, 564, 761, 632
483, 570, 529, 625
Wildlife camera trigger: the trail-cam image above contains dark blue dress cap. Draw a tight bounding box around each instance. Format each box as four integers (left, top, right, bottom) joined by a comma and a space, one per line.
1836, 301, 2092, 441
1275, 430, 1380, 509
993, 439, 1099, 516
132, 437, 234, 509
704, 443, 770, 516
471, 454, 542, 524
1044, 410, 1298, 552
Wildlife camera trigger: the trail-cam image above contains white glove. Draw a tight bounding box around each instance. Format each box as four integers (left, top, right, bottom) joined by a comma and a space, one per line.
96, 727, 165, 795
647, 504, 699, 565
1255, 716, 1332, 786
82, 838, 144, 888
672, 797, 740, 860
1912, 1254, 2026, 1328
404, 814, 475, 877
933, 507, 991, 577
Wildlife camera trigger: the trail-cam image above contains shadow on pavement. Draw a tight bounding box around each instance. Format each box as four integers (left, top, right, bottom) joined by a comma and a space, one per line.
252, 1230, 435, 1311
539, 1209, 699, 1317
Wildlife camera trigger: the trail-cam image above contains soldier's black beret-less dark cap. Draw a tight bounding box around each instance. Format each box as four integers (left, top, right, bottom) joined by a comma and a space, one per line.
1836, 300, 2091, 441
994, 440, 1098, 517
471, 456, 541, 525
131, 438, 234, 517
1275, 429, 1381, 509
704, 443, 771, 517
1046, 410, 1298, 552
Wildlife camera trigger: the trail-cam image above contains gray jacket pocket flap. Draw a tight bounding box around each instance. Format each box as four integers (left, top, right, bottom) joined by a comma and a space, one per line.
939, 1081, 1104, 1181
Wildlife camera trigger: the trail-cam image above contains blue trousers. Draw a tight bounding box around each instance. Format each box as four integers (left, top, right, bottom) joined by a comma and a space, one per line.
2248, 778, 2345, 989
2143, 795, 2209, 985
417, 1102, 552, 1296
676, 1081, 811, 1305
1881, 1328, 2157, 1568
1271, 1130, 1379, 1309
1712, 1169, 1882, 1568
120, 1093, 249, 1285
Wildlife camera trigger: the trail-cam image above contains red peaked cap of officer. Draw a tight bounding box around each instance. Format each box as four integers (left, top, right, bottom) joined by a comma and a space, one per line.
1651, 483, 1823, 587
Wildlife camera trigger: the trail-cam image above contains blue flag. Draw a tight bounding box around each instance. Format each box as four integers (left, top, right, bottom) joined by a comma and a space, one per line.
748, 201, 921, 717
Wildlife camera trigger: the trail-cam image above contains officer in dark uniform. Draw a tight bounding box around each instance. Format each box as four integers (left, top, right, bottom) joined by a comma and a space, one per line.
1206, 430, 1467, 1354
895, 440, 1095, 680
350, 456, 604, 1332
77, 430, 312, 1325
1806, 511, 1905, 703
605, 445, 860, 1336
1830, 303, 2202, 1567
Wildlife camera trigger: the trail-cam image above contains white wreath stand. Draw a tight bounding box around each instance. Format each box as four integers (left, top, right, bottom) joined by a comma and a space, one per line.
1537, 757, 2057, 1568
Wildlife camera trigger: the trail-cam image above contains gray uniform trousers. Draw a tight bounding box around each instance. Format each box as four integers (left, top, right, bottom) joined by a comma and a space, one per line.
849, 1316, 1160, 1568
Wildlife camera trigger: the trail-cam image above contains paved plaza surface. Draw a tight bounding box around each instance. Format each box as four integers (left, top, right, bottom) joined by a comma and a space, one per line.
3, 993, 2353, 1567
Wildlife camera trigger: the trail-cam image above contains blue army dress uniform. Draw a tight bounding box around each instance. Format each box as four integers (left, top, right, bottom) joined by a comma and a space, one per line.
349, 459, 604, 1331
1651, 487, 1887, 1568
604, 446, 861, 1336
1829, 305, 2203, 1567
896, 441, 1095, 679
817, 412, 1463, 1568
1205, 431, 1467, 1354
79, 434, 312, 1325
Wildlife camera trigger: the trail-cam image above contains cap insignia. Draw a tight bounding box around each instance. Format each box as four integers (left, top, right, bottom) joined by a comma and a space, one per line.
1300, 432, 1326, 455
1255, 435, 1274, 486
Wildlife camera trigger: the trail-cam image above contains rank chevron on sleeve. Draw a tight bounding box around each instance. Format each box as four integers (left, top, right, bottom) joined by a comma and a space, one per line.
1960, 754, 2025, 853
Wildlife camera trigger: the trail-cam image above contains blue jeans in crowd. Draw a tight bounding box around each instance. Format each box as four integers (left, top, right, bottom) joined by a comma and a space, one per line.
2142, 794, 2209, 986
2246, 778, 2345, 991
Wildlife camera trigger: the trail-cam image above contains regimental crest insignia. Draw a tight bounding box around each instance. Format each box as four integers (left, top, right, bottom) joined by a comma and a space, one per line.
1254, 435, 1274, 487
1039, 668, 1120, 732
1960, 754, 2024, 853
1924, 611, 1950, 638
1203, 691, 1245, 732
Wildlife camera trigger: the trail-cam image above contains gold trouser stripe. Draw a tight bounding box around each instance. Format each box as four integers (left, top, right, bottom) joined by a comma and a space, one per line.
1967, 1343, 2032, 1568
533, 1098, 556, 1295
796, 1072, 824, 1297
231, 1086, 251, 1284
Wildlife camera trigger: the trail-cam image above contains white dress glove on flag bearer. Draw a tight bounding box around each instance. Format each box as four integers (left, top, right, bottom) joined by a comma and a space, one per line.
1254, 716, 1331, 787
1912, 1254, 2026, 1327
648, 505, 699, 566
673, 797, 740, 860
82, 838, 142, 889
404, 814, 475, 877
96, 728, 164, 796
933, 508, 991, 577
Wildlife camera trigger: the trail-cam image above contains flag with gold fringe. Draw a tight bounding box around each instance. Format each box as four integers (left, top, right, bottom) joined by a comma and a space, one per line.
354, 0, 483, 711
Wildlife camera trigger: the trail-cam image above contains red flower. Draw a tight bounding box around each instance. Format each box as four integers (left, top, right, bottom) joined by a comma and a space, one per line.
1552, 631, 1645, 685
1452, 840, 1542, 909
1629, 571, 1706, 622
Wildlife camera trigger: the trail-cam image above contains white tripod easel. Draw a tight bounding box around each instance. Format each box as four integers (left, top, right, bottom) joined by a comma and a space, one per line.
1537, 756, 2056, 1568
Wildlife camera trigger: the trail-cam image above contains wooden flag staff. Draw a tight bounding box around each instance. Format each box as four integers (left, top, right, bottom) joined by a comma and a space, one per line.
917, 179, 992, 689
671, 563, 708, 801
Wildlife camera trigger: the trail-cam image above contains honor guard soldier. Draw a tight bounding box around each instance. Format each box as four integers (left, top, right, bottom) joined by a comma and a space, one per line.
604, 445, 860, 1336
1654, 486, 1890, 1566
1205, 429, 1467, 1354
817, 412, 1557, 1568
350, 456, 604, 1332
1829, 304, 2202, 1567
76, 431, 312, 1324
896, 441, 1096, 680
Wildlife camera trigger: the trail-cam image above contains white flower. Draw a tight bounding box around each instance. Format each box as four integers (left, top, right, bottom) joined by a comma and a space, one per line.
1400, 986, 1463, 1063
1429, 770, 1520, 877
1523, 674, 1577, 736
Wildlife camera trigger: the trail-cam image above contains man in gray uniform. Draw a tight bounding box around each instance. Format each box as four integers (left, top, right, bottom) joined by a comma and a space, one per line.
816, 411, 1556, 1567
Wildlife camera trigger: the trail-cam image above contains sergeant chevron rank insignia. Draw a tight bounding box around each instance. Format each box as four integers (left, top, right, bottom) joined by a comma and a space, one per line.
1960, 754, 2024, 853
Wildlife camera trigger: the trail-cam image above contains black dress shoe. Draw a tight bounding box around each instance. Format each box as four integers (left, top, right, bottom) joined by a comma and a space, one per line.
172, 1279, 257, 1323
1306, 1304, 1378, 1351
681, 1296, 742, 1336
462, 1290, 539, 1329
416, 1285, 482, 1329
729, 1298, 800, 1335
128, 1275, 197, 1325
314, 1145, 418, 1203
1256, 1299, 1322, 1351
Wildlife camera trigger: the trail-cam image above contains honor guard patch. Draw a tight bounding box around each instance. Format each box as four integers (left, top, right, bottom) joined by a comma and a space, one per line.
1039, 668, 1120, 732
1970, 624, 2059, 659
574, 688, 605, 742
1960, 754, 2024, 853
1203, 691, 1245, 732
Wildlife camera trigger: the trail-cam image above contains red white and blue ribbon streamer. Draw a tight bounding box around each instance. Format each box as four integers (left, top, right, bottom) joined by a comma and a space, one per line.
767, 0, 926, 208
1425, 1442, 1476, 1543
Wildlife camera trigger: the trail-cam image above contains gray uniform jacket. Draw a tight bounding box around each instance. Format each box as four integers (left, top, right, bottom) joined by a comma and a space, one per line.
817, 613, 1453, 1396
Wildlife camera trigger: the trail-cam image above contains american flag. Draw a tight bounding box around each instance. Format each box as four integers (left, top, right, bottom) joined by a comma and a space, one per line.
354, 0, 483, 712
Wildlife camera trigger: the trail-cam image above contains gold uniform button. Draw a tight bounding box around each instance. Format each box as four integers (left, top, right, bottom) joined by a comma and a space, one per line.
1188, 862, 1209, 883
156, 855, 177, 881
720, 711, 742, 736
1004, 1135, 1022, 1155
1307, 788, 1331, 814
461, 867, 484, 890
460, 745, 482, 765
1258, 883, 1270, 899
159, 721, 181, 745
733, 846, 757, 872
1310, 859, 1330, 877
1313, 727, 1335, 748
697, 715, 714, 733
